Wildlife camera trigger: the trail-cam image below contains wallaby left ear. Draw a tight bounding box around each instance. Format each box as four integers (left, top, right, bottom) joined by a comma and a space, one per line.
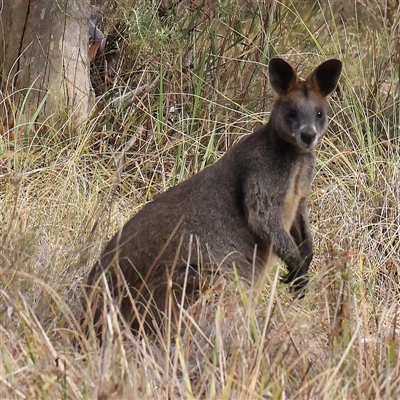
306, 59, 342, 97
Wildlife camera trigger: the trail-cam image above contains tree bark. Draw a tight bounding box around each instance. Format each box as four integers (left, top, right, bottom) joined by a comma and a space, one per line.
0, 0, 94, 128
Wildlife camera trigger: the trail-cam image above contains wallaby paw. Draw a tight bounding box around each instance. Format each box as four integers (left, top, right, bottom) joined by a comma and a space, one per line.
280, 273, 309, 298
289, 275, 309, 298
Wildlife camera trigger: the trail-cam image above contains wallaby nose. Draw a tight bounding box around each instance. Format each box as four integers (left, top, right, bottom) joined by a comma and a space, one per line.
300, 131, 316, 145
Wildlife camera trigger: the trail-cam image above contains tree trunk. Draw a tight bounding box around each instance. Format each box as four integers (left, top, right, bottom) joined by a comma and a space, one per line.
0, 0, 94, 128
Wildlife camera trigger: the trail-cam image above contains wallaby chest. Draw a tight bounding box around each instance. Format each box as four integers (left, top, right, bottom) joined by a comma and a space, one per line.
282, 157, 312, 231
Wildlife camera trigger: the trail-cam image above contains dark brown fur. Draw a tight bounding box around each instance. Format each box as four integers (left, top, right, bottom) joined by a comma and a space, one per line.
83, 58, 342, 336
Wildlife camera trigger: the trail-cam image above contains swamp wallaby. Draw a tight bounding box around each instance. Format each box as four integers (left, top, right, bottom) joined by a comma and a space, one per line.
84, 57, 342, 335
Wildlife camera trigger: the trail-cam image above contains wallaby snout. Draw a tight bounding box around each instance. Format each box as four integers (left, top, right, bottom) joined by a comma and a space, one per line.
84, 57, 342, 337
300, 129, 317, 147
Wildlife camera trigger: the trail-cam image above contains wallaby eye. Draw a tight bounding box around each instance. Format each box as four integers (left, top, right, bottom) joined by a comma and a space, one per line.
287, 110, 297, 119
317, 111, 323, 118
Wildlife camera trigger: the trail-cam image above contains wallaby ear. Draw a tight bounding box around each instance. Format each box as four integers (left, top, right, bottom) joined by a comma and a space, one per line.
269, 58, 298, 95
306, 59, 342, 97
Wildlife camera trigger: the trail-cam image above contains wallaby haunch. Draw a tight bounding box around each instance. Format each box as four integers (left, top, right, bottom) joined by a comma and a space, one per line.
84, 58, 342, 335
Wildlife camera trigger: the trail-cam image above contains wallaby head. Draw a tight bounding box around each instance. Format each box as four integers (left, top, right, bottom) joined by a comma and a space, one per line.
268, 58, 342, 151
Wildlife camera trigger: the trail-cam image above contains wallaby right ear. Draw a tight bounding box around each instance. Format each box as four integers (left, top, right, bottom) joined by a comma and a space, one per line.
269, 58, 298, 95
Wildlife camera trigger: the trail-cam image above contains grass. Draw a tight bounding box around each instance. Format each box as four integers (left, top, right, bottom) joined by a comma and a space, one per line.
1, 0, 400, 398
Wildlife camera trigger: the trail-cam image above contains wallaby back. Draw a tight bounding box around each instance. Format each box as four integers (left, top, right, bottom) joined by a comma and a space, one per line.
84, 57, 342, 337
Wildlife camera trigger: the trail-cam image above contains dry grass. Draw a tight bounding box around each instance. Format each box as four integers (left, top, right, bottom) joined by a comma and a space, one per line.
1, 0, 400, 398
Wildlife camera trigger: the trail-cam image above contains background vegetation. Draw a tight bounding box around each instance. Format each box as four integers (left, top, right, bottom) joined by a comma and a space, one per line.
1, 0, 399, 398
